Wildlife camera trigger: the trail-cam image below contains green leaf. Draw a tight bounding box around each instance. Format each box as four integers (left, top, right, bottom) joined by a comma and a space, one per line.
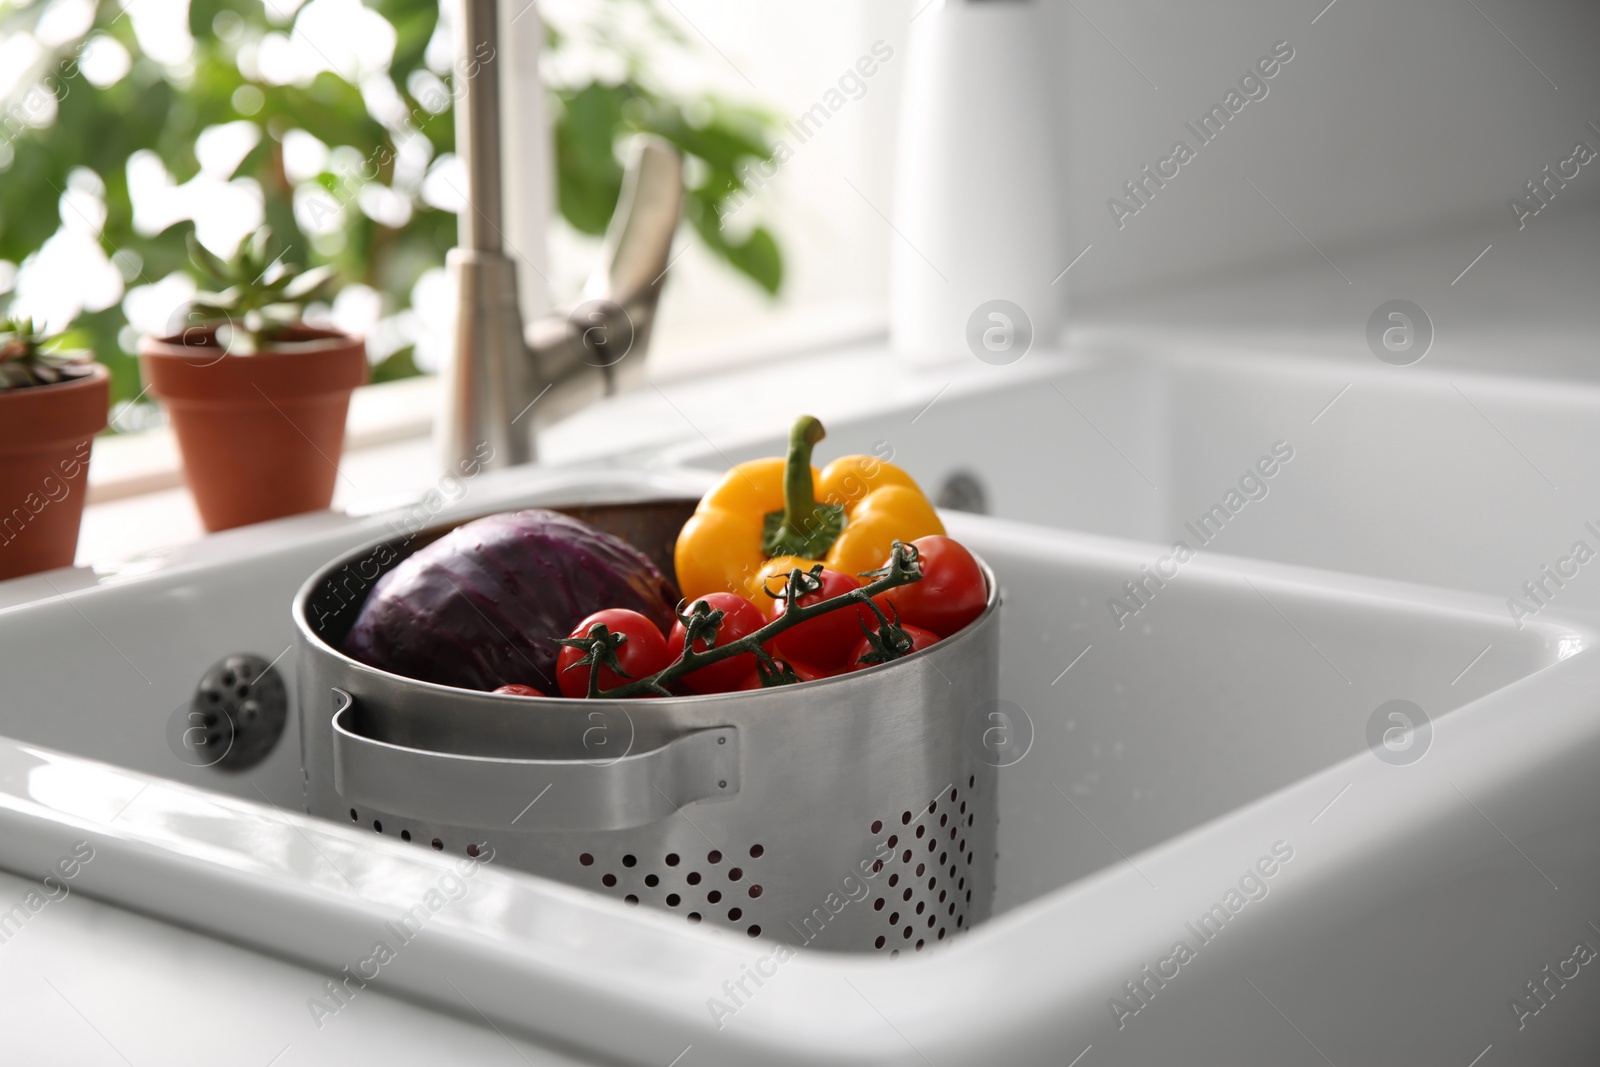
186, 230, 230, 283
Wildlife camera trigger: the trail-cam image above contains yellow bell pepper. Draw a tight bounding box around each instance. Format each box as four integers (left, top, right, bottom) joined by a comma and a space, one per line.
674, 415, 945, 606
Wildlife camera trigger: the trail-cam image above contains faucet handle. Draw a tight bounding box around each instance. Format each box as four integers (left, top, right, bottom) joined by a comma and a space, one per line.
525, 135, 684, 420
588, 135, 685, 313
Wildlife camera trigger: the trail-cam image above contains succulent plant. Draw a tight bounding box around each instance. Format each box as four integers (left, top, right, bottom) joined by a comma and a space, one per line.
183, 226, 338, 356
0, 317, 94, 390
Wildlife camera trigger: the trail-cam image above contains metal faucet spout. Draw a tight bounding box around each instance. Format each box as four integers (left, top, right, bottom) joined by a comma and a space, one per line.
440, 0, 684, 473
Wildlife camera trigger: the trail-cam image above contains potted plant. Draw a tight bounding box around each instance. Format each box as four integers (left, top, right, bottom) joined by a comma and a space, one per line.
139, 228, 367, 532
0, 318, 108, 581
0, 319, 108, 585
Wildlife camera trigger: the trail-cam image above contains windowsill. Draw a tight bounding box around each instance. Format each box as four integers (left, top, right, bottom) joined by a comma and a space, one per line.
75, 303, 890, 567
87, 374, 439, 505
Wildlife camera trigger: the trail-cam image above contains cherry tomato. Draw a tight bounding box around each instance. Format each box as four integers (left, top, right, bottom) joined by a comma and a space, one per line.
667, 592, 768, 695
847, 623, 941, 671
556, 609, 672, 698
735, 659, 833, 689
493, 684, 544, 697
872, 535, 987, 638
771, 568, 874, 669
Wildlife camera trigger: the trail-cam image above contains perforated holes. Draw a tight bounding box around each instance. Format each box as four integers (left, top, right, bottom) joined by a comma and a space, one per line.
373, 820, 382, 833
666, 853, 680, 866
708, 890, 722, 904
874, 898, 885, 911
875, 935, 886, 949
708, 850, 723, 864
622, 854, 637, 868
666, 894, 681, 907
602, 874, 617, 887
645, 874, 660, 888
871, 820, 883, 834
876, 779, 980, 952
431, 838, 443, 851
729, 907, 743, 921
348, 809, 358, 822
748, 925, 761, 938
625, 895, 639, 905
748, 885, 763, 898
688, 913, 702, 923
749, 844, 764, 858
687, 871, 702, 885
901, 811, 912, 825
728, 867, 743, 882
580, 853, 594, 866
467, 843, 480, 857
401, 830, 411, 842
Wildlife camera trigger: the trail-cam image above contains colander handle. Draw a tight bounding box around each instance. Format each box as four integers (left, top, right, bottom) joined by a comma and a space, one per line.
329, 689, 740, 832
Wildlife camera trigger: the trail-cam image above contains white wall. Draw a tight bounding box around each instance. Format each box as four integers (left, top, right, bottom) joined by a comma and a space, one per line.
1042, 0, 1600, 297
598, 0, 1600, 372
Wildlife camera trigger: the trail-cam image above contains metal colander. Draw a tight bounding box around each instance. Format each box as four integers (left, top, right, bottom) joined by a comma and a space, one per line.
292, 499, 1000, 953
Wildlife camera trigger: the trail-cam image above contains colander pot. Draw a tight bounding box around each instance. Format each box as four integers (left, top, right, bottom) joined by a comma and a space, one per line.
292, 499, 1001, 954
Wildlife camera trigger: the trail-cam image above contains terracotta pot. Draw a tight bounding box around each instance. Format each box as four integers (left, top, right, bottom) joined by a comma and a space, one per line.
140, 326, 368, 532
0, 364, 108, 581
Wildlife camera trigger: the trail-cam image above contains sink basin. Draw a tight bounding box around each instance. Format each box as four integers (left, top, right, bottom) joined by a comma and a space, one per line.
652, 338, 1600, 613
1, 460, 1596, 1064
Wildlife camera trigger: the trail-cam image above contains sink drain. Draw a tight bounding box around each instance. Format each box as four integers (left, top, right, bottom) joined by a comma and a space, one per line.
171, 653, 289, 771
935, 470, 989, 515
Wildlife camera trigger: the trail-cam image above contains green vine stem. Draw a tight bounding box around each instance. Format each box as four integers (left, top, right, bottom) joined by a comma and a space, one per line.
561, 540, 925, 699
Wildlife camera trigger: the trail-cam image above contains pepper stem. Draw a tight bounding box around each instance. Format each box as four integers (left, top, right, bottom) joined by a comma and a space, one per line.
781, 415, 824, 539
762, 415, 845, 559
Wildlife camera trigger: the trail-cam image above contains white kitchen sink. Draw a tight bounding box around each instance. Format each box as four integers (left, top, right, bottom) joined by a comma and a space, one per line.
0, 453, 1596, 1064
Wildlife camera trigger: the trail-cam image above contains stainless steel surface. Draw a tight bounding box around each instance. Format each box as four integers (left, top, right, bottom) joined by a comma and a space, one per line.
440, 0, 685, 471
332, 690, 741, 831
294, 500, 1001, 953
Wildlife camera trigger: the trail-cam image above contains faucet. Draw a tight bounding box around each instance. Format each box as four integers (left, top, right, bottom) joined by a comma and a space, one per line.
439, 0, 685, 472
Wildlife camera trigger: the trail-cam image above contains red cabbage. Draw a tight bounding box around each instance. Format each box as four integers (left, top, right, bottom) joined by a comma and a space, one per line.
344, 509, 680, 694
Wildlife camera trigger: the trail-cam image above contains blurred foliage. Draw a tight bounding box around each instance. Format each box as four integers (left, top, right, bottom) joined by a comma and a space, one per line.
0, 0, 783, 424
